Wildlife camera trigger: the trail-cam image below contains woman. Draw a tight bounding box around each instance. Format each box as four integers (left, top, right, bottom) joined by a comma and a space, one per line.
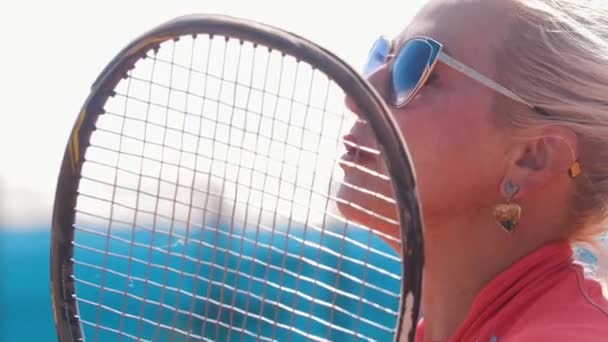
338, 0, 608, 341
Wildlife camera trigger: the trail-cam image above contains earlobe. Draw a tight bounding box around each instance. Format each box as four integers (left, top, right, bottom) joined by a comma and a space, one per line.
499, 159, 548, 200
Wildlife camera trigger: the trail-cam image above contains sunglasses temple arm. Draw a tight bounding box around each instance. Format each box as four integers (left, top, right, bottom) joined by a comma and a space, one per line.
437, 52, 534, 108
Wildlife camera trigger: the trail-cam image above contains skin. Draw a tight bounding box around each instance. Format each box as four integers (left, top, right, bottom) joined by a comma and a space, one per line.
337, 0, 580, 340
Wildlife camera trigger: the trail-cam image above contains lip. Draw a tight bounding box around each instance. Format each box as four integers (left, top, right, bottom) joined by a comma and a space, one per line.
339, 134, 378, 169
342, 134, 358, 155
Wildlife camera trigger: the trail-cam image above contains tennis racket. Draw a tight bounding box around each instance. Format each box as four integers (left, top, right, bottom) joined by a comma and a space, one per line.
50, 14, 423, 342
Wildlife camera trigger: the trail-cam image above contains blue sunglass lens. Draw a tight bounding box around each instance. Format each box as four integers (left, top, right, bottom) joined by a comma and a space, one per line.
363, 37, 391, 77
392, 39, 433, 106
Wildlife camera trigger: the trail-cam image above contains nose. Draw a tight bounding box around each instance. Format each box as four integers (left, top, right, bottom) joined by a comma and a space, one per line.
365, 63, 392, 102
344, 63, 391, 118
344, 94, 362, 119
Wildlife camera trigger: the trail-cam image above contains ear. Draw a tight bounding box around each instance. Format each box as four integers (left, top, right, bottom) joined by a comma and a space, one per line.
500, 125, 579, 199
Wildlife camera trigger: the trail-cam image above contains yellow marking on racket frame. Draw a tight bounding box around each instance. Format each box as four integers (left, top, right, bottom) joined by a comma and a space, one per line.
68, 36, 171, 172
67, 142, 75, 173
127, 35, 173, 58
70, 109, 87, 171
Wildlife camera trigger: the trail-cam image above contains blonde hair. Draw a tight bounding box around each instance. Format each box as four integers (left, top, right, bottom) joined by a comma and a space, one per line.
496, 0, 608, 235
494, 0, 608, 283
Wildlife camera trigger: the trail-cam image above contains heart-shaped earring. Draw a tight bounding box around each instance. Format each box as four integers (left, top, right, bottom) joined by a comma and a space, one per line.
494, 182, 521, 234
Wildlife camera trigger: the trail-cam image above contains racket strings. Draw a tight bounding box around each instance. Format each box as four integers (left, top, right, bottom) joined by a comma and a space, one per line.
356, 129, 392, 341
74, 215, 402, 294
269, 60, 318, 342
74, 190, 401, 266
181, 36, 218, 342
208, 36, 248, 340
72, 237, 401, 319
134, 41, 173, 341
238, 51, 281, 341
83, 138, 397, 222
152, 38, 198, 342
148, 53, 346, 119
92, 70, 136, 342
73, 34, 403, 342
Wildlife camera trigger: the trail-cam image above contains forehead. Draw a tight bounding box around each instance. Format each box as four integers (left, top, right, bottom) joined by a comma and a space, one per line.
394, 0, 512, 77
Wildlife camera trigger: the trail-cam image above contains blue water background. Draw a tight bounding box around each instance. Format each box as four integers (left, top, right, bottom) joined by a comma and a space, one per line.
1, 228, 57, 342
1, 225, 401, 341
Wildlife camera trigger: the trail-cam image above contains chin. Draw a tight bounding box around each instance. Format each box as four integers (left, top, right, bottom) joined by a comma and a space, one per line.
336, 178, 399, 241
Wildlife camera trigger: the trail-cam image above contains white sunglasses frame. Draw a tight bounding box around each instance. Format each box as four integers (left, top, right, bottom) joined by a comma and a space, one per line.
372, 36, 542, 112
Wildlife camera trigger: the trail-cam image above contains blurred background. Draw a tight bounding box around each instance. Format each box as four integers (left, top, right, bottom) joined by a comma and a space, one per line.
0, 1, 426, 341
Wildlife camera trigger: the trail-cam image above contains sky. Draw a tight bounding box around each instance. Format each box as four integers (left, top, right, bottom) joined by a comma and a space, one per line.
0, 0, 426, 227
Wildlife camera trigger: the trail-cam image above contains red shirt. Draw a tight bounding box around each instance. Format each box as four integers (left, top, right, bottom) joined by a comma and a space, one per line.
416, 240, 608, 342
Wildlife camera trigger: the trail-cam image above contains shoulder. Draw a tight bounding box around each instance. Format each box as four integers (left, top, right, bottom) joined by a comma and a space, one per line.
504, 263, 608, 341
508, 323, 608, 342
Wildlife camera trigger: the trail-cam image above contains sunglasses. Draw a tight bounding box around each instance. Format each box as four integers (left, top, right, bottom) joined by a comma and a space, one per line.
363, 36, 548, 114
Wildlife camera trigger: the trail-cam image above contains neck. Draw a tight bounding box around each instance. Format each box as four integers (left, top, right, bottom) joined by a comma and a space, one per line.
419, 214, 548, 341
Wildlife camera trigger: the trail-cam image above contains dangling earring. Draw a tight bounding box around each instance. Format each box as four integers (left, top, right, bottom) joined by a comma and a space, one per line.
493, 181, 522, 234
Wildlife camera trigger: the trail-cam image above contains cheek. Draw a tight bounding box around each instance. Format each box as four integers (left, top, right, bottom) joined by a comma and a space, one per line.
395, 100, 503, 217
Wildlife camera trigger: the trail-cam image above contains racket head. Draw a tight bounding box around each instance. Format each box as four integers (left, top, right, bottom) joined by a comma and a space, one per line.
51, 14, 423, 342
